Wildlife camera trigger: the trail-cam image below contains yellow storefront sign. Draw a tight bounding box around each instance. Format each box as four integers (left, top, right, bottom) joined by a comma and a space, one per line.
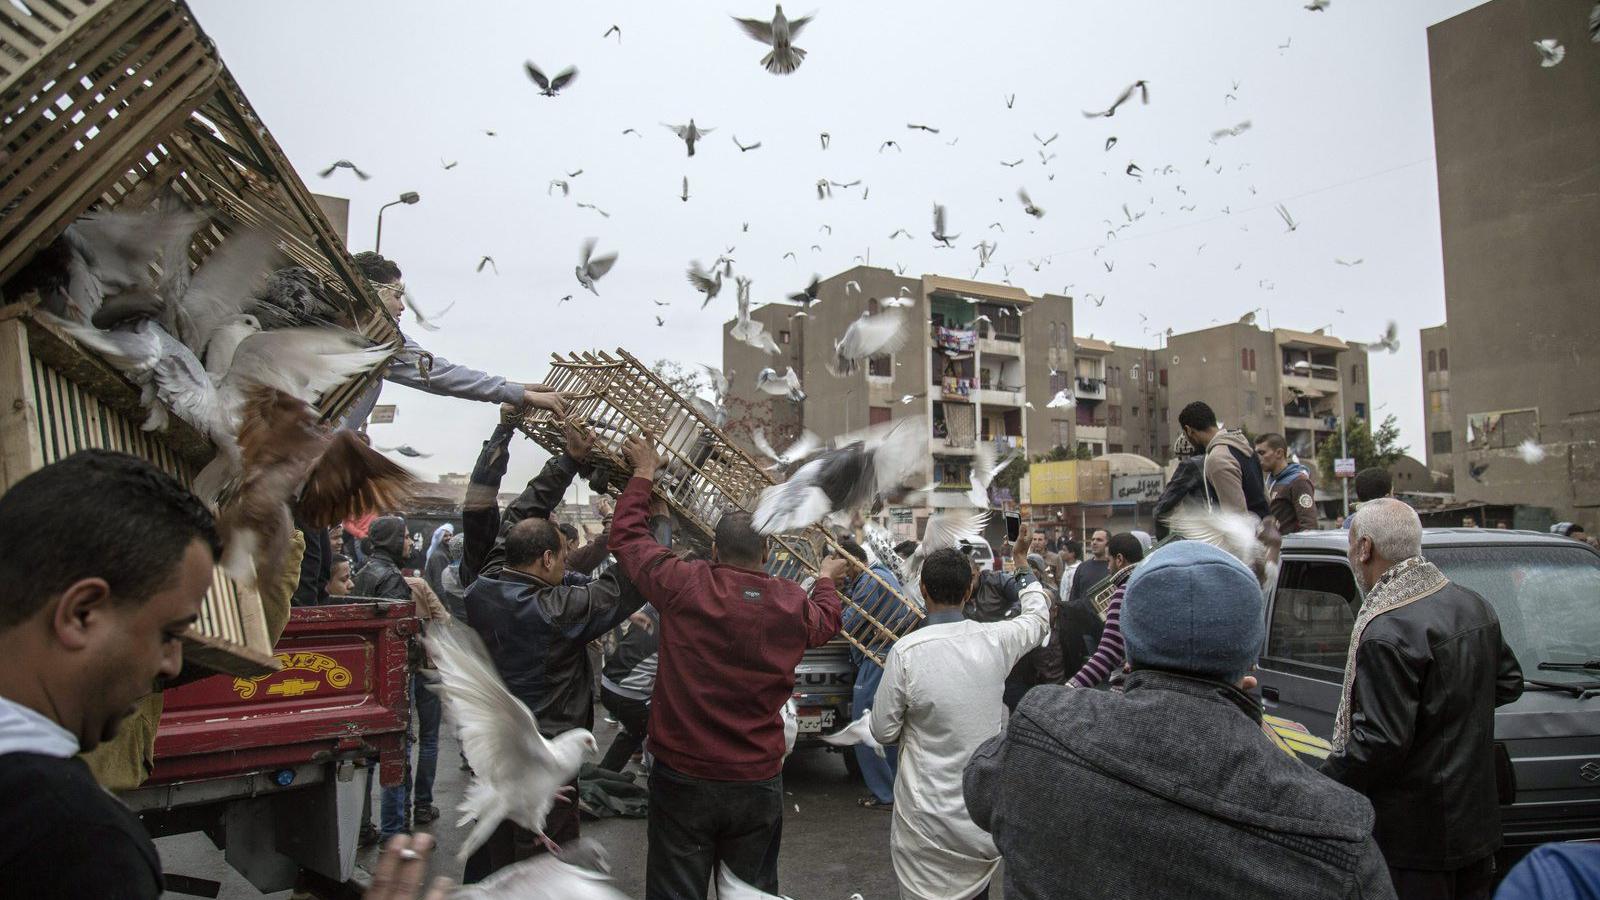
1029, 460, 1081, 505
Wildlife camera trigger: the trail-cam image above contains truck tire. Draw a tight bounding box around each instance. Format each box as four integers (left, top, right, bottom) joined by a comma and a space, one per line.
842, 746, 861, 780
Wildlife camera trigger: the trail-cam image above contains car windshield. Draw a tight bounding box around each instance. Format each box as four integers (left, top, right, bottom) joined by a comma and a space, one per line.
1427, 545, 1600, 686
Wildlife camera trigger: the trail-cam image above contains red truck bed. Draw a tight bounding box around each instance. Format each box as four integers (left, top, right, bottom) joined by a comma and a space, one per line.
150, 600, 417, 787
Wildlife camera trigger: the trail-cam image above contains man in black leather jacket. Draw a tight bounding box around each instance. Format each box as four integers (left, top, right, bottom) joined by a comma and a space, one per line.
459, 421, 650, 883
1321, 499, 1523, 900
352, 516, 412, 602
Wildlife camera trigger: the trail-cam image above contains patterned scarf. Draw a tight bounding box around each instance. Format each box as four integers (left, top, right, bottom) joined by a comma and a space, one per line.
1331, 555, 1449, 752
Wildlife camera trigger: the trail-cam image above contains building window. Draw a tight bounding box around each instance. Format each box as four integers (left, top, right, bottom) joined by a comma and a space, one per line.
1053, 420, 1071, 449
1244, 390, 1257, 414
1108, 405, 1122, 426
1049, 371, 1068, 393
1427, 350, 1437, 372
1158, 368, 1168, 386
869, 406, 892, 426
1351, 364, 1362, 384
1432, 430, 1453, 454
1109, 443, 1124, 453
1131, 406, 1140, 418
779, 330, 791, 345
868, 354, 892, 378
1355, 402, 1366, 420
1438, 348, 1448, 371
1428, 389, 1450, 417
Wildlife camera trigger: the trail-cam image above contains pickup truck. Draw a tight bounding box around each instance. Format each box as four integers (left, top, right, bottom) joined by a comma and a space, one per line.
1256, 529, 1600, 871
125, 599, 417, 894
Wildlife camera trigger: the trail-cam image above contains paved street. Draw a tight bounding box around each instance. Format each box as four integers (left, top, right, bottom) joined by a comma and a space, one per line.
155, 714, 907, 898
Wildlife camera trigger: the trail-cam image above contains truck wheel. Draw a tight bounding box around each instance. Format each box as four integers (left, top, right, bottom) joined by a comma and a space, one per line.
842, 747, 861, 780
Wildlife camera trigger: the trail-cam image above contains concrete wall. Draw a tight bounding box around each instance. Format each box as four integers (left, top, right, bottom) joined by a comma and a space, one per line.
800, 266, 924, 440
1419, 323, 1452, 476
1428, 0, 1600, 528
1025, 293, 1073, 455
721, 302, 805, 456
1107, 343, 1168, 461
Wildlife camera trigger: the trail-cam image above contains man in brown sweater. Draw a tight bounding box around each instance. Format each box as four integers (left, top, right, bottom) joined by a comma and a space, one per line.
1178, 401, 1269, 520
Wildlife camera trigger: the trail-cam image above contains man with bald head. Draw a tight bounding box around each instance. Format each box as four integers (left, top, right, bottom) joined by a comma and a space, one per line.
1321, 499, 1523, 900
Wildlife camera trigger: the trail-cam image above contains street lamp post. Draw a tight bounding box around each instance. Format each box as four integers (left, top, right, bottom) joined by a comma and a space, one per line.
374, 191, 420, 253
1293, 360, 1349, 518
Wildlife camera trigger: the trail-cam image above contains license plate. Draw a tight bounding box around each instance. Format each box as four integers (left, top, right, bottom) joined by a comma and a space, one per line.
794, 707, 835, 734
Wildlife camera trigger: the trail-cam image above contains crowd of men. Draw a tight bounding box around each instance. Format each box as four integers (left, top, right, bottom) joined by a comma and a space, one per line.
0, 248, 1593, 899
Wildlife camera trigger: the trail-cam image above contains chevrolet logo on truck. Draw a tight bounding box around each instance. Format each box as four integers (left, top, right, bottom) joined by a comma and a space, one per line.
231, 652, 354, 700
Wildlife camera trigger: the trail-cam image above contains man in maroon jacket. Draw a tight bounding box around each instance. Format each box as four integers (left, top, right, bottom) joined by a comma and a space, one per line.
610, 434, 846, 900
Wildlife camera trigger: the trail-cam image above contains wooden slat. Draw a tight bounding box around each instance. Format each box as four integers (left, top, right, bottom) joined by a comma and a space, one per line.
0, 317, 43, 491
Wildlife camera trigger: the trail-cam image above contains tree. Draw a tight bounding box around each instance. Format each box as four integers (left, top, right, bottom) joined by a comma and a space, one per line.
650, 358, 706, 399
1316, 414, 1409, 484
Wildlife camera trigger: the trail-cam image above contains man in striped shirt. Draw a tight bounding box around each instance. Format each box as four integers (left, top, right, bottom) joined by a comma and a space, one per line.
1066, 533, 1145, 689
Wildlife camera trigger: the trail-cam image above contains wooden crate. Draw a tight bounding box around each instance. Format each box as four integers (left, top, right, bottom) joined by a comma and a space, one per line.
0, 0, 401, 676
509, 349, 924, 665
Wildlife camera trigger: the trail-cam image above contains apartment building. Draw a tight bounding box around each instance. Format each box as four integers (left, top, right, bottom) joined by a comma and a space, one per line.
1426, 0, 1600, 527
1419, 323, 1452, 479
1069, 339, 1170, 462
721, 266, 1073, 513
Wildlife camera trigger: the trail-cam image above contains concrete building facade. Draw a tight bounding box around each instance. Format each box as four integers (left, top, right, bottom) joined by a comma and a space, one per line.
1419, 323, 1453, 480
721, 266, 1072, 515
1427, 0, 1600, 529
1163, 321, 1372, 463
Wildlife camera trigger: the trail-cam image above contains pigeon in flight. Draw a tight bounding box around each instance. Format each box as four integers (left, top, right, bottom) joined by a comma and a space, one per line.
1046, 390, 1075, 409
787, 274, 821, 306
931, 204, 960, 248
1000, 158, 1024, 168
1533, 39, 1565, 67
907, 123, 940, 133
1018, 189, 1044, 219
820, 710, 886, 758
1004, 93, 1016, 109
525, 61, 578, 97
1126, 162, 1143, 178
756, 366, 806, 402
575, 202, 610, 218
1335, 258, 1363, 266
1275, 203, 1299, 232
879, 140, 902, 153
603, 24, 622, 41
379, 444, 431, 459
733, 135, 763, 152
687, 261, 725, 307
318, 159, 370, 180
1104, 136, 1118, 152
1034, 132, 1059, 146
752, 428, 822, 471
477, 256, 497, 274
1355, 321, 1401, 354
819, 131, 830, 150
830, 311, 909, 376
1305, 0, 1330, 9
1210, 120, 1252, 140
548, 179, 570, 196
622, 128, 641, 137
1517, 440, 1547, 465
816, 179, 833, 200
664, 119, 715, 156
1083, 80, 1149, 118
752, 417, 927, 533
733, 4, 814, 75
441, 158, 458, 170
574, 239, 618, 295
888, 228, 911, 239
680, 176, 691, 202
426, 620, 599, 861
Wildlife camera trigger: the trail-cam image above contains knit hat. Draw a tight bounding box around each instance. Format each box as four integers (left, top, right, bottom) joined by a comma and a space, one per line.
1121, 541, 1264, 683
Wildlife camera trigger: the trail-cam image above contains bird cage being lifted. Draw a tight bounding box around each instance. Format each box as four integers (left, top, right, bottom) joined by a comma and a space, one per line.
0, 0, 399, 676
509, 349, 923, 665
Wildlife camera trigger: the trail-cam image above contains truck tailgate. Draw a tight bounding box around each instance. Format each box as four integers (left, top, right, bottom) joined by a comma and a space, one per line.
149, 601, 416, 786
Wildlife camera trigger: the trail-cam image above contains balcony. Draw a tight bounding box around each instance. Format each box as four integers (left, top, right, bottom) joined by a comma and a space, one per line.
1077, 424, 1108, 443
978, 334, 1021, 357
1074, 376, 1106, 402
975, 386, 1025, 407
984, 434, 1023, 453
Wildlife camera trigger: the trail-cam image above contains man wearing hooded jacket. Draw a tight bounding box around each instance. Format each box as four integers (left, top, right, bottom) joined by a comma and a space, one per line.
1177, 401, 1269, 519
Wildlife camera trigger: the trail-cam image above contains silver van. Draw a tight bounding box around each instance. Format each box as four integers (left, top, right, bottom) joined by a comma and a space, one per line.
1255, 529, 1600, 868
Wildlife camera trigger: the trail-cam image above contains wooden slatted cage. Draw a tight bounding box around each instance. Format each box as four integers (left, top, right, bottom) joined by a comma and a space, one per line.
0, 0, 400, 676
508, 349, 925, 665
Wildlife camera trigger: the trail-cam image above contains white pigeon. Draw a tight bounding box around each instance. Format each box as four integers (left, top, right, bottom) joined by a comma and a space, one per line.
574, 239, 618, 295
756, 366, 806, 401
451, 840, 628, 900
830, 311, 908, 376
967, 442, 1020, 508
1533, 39, 1565, 67
48, 314, 226, 439
900, 506, 990, 600
781, 699, 799, 761
1046, 390, 1075, 409
819, 709, 887, 759
731, 4, 814, 75
49, 209, 204, 323
425, 620, 600, 862
1517, 440, 1547, 464
752, 427, 822, 470
663, 119, 715, 156
1163, 501, 1267, 570
717, 863, 796, 900
753, 417, 927, 534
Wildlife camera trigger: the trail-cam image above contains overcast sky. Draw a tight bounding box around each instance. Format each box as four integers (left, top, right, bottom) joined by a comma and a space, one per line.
189, 0, 1493, 487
